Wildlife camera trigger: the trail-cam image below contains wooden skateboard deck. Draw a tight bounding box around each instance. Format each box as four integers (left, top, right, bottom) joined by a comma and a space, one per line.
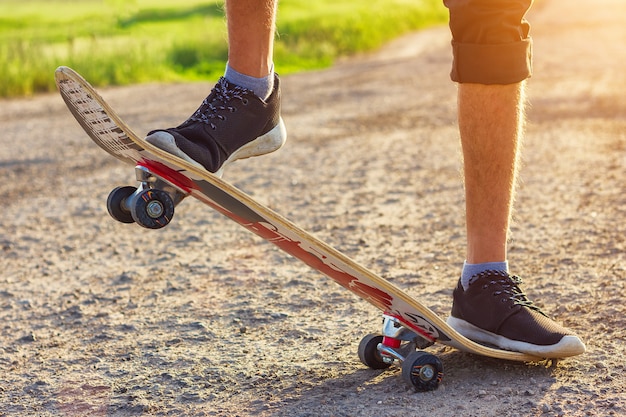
55, 66, 542, 391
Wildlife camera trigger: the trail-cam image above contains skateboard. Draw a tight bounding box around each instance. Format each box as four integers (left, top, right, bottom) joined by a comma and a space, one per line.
55, 66, 542, 392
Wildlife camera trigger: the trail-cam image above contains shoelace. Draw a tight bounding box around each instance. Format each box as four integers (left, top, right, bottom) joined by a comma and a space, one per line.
189, 77, 252, 129
471, 271, 549, 317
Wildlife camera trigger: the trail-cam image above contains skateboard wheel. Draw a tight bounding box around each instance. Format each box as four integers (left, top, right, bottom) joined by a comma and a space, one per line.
107, 186, 136, 224
358, 334, 392, 369
401, 351, 443, 392
130, 188, 175, 229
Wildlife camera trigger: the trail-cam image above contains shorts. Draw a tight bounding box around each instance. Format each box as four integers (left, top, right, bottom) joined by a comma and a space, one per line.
444, 0, 534, 84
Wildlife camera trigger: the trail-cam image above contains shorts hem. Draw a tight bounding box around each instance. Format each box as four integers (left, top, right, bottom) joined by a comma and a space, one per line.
450, 38, 533, 84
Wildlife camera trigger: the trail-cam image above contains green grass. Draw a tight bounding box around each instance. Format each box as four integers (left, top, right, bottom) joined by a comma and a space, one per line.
0, 0, 446, 98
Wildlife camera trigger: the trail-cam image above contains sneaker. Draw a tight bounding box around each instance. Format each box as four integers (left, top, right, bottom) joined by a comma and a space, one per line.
145, 75, 287, 177
447, 270, 586, 358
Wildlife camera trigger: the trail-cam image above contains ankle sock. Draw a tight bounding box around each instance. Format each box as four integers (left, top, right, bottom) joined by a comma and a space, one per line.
224, 63, 274, 101
460, 260, 509, 290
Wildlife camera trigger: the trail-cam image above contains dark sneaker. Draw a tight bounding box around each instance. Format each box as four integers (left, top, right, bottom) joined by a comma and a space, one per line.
145, 75, 286, 177
447, 270, 585, 358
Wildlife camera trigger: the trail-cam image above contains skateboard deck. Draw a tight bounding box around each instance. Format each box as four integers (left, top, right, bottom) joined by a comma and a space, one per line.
55, 66, 542, 391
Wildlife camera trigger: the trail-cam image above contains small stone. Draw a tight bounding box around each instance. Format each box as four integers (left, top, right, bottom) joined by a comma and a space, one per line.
18, 333, 36, 343
165, 338, 182, 347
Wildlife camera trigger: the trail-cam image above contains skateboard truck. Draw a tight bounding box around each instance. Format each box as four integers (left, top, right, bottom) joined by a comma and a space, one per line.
358, 315, 444, 392
105, 166, 188, 229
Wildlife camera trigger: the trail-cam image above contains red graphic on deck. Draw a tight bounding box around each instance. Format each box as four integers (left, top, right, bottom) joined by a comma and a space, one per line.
250, 220, 394, 311
196, 194, 395, 311
139, 160, 198, 193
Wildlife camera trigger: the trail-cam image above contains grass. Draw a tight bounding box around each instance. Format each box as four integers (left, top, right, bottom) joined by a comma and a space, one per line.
0, 0, 447, 98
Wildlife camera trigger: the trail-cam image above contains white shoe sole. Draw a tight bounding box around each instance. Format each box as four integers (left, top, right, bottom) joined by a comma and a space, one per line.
145, 117, 287, 178
447, 316, 586, 358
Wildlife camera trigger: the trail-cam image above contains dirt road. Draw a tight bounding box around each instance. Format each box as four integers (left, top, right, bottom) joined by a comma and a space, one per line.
1, 0, 624, 415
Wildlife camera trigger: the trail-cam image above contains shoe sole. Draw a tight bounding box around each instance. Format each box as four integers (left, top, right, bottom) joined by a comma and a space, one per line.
215, 117, 287, 177
145, 117, 287, 178
446, 316, 586, 358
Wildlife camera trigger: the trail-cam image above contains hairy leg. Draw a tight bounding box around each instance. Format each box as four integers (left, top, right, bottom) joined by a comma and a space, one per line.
459, 82, 526, 264
226, 0, 277, 77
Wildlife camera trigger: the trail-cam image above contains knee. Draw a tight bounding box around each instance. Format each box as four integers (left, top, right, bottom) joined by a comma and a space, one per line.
444, 0, 534, 84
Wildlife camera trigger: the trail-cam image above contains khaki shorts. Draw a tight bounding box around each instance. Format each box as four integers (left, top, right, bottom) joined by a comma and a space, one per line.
444, 0, 534, 84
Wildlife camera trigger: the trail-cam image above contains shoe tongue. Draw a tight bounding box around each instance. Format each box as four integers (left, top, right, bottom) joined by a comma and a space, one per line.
468, 269, 510, 286
471, 272, 549, 317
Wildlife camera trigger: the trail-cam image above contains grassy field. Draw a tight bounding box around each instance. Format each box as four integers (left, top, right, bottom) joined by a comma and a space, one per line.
0, 0, 447, 98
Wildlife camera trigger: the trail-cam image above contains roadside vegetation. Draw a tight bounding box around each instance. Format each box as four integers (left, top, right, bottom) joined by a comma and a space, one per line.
0, 0, 446, 98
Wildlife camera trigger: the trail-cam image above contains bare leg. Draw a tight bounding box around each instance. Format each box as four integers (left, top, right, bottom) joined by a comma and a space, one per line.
144, 0, 285, 174
226, 0, 277, 77
459, 82, 526, 264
